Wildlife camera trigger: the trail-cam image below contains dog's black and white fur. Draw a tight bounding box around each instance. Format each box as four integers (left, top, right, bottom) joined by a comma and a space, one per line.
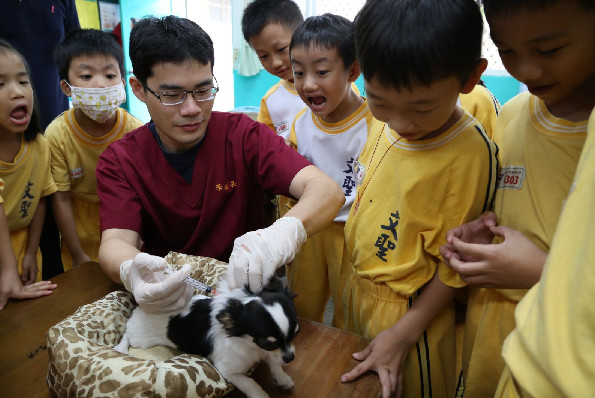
114, 277, 299, 398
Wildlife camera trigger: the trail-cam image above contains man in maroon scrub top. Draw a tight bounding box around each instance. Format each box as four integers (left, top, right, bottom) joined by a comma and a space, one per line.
96, 15, 344, 313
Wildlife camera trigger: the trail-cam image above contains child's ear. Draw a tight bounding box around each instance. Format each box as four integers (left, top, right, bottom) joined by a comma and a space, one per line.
348, 60, 361, 83
129, 76, 147, 104
60, 80, 72, 97
461, 58, 488, 94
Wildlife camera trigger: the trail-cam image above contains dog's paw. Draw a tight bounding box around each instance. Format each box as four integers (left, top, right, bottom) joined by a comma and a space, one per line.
273, 372, 294, 390
113, 339, 129, 355
113, 344, 129, 355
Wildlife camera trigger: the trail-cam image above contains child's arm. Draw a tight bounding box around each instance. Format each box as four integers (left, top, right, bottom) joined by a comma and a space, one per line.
440, 211, 547, 288
0, 204, 55, 309
20, 197, 47, 285
341, 272, 456, 398
52, 191, 91, 267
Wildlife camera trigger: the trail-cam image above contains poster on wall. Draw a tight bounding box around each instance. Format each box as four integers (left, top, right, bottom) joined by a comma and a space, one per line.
98, 1, 121, 31
75, 0, 100, 29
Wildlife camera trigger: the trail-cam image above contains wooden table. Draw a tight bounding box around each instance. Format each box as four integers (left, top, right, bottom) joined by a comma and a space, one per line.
0, 262, 121, 398
0, 263, 381, 398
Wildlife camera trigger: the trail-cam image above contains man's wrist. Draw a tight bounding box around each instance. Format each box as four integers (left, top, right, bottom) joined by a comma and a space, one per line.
277, 216, 307, 245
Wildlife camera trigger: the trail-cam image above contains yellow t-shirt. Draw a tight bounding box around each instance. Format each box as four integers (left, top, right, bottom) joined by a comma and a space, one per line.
45, 108, 143, 204
345, 111, 498, 294
492, 92, 587, 301
462, 92, 587, 398
459, 84, 501, 139
0, 135, 57, 231
500, 107, 595, 397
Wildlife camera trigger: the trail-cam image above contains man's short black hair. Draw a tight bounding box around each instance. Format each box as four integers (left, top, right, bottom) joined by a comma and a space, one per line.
129, 15, 214, 87
355, 0, 483, 91
242, 0, 304, 44
0, 38, 42, 141
289, 13, 356, 70
54, 29, 125, 82
481, 0, 595, 19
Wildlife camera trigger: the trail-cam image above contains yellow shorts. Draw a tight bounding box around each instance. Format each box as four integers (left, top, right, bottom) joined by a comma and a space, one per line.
343, 270, 457, 398
494, 366, 525, 398
462, 287, 520, 398
61, 197, 100, 271
287, 222, 349, 327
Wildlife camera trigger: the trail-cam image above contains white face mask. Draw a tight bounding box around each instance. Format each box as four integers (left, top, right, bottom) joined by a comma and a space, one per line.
65, 81, 126, 123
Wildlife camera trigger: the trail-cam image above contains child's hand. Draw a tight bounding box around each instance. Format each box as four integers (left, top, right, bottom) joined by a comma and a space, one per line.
0, 267, 56, 310
20, 253, 38, 285
447, 225, 547, 289
440, 211, 498, 265
341, 326, 411, 398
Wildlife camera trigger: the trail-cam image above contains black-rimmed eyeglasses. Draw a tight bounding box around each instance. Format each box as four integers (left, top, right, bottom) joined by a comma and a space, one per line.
146, 77, 219, 106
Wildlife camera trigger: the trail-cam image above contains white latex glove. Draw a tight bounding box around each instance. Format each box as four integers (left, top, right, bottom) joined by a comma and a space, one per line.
227, 217, 307, 292
120, 252, 193, 314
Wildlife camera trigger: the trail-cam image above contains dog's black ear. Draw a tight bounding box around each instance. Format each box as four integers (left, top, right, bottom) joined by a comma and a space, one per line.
216, 298, 244, 335
262, 275, 283, 292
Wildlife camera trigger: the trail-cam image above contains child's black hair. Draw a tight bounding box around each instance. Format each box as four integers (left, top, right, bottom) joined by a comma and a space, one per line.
289, 13, 356, 69
355, 0, 483, 91
242, 0, 304, 44
53, 29, 125, 82
0, 39, 41, 141
129, 15, 214, 87
481, 0, 595, 19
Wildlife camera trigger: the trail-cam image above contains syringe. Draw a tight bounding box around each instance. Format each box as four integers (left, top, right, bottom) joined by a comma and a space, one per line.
164, 268, 212, 293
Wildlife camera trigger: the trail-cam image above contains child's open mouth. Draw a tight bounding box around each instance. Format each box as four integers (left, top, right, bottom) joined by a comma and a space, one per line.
10, 106, 30, 125
308, 96, 326, 110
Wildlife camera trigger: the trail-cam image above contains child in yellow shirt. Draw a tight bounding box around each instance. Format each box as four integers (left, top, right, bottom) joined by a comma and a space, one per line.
339, 1, 499, 397
440, 0, 595, 396
47, 29, 142, 271
0, 39, 57, 305
495, 110, 595, 398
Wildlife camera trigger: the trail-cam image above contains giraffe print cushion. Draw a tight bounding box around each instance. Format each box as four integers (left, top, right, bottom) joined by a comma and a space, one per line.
47, 252, 233, 397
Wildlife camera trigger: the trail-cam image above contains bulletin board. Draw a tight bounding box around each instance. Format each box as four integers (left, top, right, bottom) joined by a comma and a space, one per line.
98, 0, 121, 32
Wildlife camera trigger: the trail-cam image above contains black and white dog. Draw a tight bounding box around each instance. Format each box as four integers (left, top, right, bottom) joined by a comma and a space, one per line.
114, 277, 299, 398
